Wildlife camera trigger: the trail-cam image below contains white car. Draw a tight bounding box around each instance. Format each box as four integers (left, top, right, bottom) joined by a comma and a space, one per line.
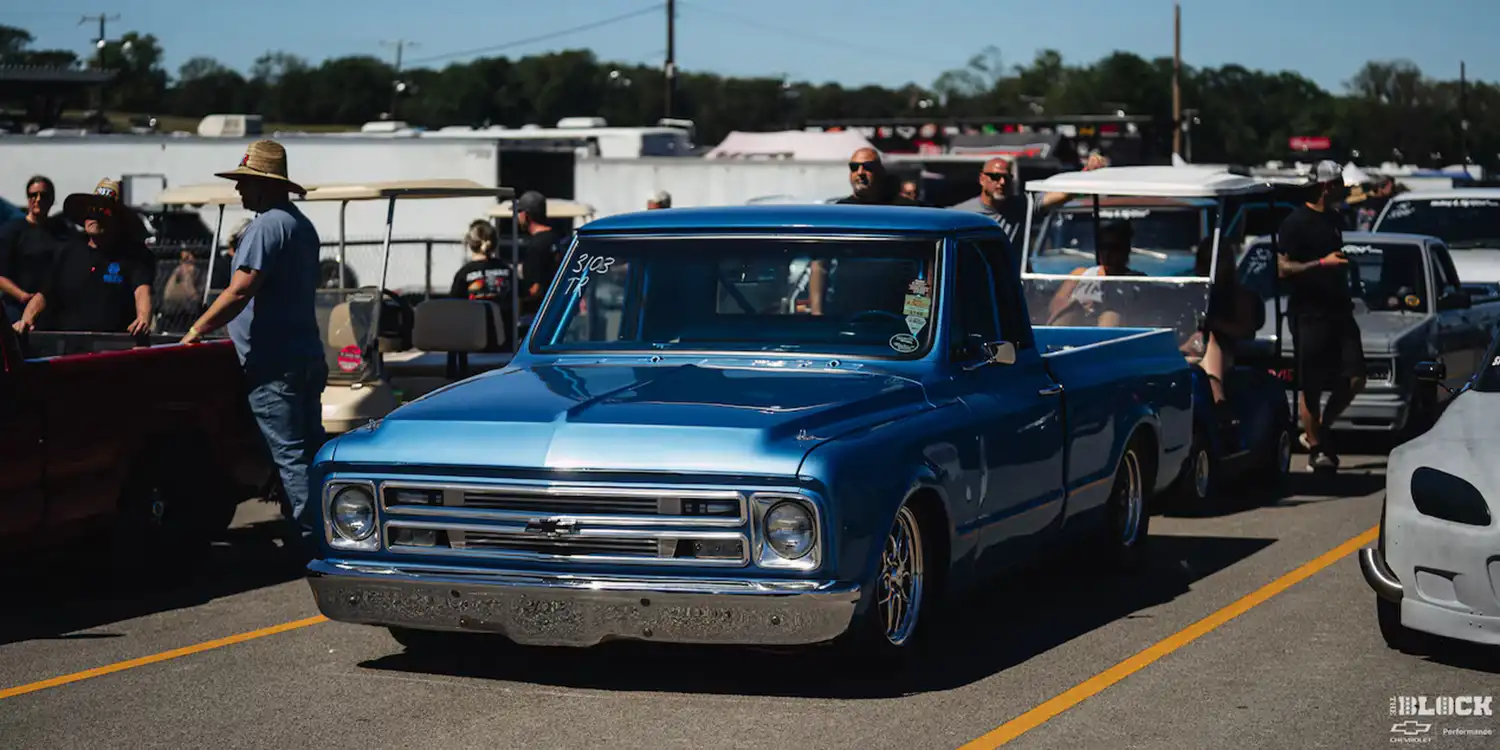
1360, 339, 1500, 651
1372, 188, 1500, 290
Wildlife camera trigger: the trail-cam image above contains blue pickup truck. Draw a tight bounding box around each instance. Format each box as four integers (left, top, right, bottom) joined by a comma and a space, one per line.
304, 205, 1192, 655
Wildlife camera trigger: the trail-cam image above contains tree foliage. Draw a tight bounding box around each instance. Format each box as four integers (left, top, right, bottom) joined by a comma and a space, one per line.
3, 23, 1491, 167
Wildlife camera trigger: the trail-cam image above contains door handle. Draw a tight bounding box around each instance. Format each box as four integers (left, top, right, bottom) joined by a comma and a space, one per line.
1038, 383, 1064, 397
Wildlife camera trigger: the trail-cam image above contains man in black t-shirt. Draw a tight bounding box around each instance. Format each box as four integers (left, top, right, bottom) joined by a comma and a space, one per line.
11, 179, 153, 336
516, 191, 564, 318
1276, 160, 1365, 470
0, 176, 74, 326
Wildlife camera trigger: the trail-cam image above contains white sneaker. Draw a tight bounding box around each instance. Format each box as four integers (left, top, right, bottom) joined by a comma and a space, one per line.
1309, 449, 1338, 471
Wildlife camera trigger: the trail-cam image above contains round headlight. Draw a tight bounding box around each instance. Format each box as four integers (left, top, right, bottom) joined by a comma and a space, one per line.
764, 502, 815, 559
331, 486, 376, 541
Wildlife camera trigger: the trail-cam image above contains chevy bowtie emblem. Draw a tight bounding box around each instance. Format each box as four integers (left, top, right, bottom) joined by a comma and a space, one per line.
525, 518, 578, 536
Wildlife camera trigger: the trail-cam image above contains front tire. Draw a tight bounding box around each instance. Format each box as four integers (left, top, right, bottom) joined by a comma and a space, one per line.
1376, 597, 1430, 654
845, 503, 929, 657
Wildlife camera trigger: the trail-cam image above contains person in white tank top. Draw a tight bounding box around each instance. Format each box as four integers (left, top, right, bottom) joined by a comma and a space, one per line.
1047, 221, 1143, 326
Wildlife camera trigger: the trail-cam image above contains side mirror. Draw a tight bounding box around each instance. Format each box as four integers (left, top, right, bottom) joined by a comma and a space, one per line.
1414, 360, 1446, 384
983, 341, 1017, 365
1439, 289, 1472, 310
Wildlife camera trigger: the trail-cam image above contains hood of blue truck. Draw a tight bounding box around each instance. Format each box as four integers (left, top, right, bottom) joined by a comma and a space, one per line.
326, 361, 931, 476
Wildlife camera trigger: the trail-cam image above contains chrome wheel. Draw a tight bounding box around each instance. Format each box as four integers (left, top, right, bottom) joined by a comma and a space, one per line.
1192, 447, 1211, 500
1115, 450, 1145, 547
877, 505, 925, 646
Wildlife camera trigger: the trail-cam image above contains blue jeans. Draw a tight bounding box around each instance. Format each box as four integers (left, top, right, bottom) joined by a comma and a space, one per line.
245, 357, 329, 549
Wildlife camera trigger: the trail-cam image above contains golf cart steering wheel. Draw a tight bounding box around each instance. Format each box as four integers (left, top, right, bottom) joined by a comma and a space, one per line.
378, 288, 416, 351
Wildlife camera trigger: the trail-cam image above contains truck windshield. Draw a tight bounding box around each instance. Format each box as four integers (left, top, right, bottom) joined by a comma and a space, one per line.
530, 236, 940, 359
1376, 198, 1500, 248
1032, 204, 1207, 276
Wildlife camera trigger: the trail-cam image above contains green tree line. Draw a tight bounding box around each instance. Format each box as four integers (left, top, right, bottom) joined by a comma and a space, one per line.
4, 24, 1493, 168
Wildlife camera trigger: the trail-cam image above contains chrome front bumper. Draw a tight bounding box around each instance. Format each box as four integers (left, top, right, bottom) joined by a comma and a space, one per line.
307, 559, 861, 648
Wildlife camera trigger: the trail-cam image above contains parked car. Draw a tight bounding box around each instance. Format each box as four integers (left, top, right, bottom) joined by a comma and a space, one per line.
0, 309, 275, 563
1239, 231, 1500, 438
304, 204, 1193, 655
1372, 188, 1500, 294
1360, 334, 1500, 651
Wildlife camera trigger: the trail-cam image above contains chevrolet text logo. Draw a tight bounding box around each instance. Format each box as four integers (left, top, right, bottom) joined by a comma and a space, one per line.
524, 518, 578, 537
1391, 721, 1432, 736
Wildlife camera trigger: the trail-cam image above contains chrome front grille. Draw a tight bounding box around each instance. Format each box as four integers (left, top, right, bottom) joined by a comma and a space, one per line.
377, 481, 751, 566
381, 482, 747, 527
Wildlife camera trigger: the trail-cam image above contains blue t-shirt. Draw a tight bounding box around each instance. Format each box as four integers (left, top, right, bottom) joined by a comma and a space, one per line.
227, 202, 324, 370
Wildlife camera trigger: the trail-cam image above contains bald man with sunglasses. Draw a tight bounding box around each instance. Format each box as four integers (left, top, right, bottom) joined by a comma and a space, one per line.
836, 148, 922, 206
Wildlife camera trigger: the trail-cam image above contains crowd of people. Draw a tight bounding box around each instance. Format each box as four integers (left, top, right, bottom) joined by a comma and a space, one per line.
0, 141, 1374, 550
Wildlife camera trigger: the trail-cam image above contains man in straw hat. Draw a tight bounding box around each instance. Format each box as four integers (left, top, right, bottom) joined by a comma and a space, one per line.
10, 178, 154, 336
181, 139, 325, 555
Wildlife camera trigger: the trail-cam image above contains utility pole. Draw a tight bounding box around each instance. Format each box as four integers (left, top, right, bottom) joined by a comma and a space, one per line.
664, 0, 676, 120
1460, 61, 1470, 176
381, 39, 417, 120
79, 13, 121, 66
1172, 2, 1182, 158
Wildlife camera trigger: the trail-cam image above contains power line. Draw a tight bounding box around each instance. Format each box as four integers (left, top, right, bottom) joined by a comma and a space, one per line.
404, 4, 662, 67
678, 1, 955, 71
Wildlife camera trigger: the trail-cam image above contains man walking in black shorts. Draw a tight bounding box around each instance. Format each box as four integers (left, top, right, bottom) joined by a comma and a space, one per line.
1277, 160, 1366, 470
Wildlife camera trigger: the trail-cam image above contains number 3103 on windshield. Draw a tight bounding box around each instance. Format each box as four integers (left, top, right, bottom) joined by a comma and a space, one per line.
563, 254, 616, 294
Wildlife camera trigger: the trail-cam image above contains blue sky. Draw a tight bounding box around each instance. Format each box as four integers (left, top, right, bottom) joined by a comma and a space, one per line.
12, 0, 1494, 92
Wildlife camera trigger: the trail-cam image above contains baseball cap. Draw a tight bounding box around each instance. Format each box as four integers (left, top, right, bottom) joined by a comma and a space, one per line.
1312, 160, 1341, 184
516, 190, 547, 220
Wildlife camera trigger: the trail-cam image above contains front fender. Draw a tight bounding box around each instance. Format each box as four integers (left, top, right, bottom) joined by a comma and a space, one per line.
796, 402, 974, 605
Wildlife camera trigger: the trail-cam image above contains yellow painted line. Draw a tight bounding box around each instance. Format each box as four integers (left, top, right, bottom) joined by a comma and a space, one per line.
961, 525, 1379, 749
0, 615, 328, 701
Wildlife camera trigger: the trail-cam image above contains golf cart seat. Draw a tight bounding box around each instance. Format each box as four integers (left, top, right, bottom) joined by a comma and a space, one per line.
386, 299, 514, 401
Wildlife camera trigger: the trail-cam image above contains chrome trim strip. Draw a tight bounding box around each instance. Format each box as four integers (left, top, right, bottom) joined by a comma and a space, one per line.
382, 520, 750, 567
379, 480, 748, 528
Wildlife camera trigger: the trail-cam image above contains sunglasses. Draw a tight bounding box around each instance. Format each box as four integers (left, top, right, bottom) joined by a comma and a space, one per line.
849, 161, 882, 173
981, 172, 1010, 181
27, 191, 52, 200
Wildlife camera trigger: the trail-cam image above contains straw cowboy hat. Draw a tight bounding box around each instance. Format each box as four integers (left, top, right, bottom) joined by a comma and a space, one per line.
214, 139, 307, 195
62, 178, 147, 239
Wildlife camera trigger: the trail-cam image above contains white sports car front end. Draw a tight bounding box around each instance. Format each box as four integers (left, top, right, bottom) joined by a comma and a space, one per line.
1361, 360, 1500, 650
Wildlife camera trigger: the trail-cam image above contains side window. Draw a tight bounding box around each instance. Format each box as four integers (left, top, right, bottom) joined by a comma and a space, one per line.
953, 242, 1001, 359
972, 238, 1033, 349
1430, 244, 1457, 296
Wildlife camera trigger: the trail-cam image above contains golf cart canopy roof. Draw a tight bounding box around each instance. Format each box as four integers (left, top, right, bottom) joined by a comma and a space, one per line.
154, 183, 243, 207
489, 198, 595, 219
1025, 166, 1273, 198
301, 179, 514, 203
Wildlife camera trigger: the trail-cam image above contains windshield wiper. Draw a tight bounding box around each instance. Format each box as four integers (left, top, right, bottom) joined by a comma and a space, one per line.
1447, 239, 1500, 249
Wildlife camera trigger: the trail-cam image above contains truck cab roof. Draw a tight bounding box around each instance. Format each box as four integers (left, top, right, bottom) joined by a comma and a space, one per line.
579, 205, 1003, 235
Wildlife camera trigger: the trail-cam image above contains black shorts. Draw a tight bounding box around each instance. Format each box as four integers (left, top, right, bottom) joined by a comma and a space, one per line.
1291, 314, 1365, 391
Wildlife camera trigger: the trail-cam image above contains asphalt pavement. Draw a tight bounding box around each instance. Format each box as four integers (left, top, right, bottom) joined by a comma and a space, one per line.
3, 448, 1498, 750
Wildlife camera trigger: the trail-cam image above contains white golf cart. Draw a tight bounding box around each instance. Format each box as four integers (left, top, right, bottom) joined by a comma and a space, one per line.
175, 179, 518, 435
1019, 165, 1295, 506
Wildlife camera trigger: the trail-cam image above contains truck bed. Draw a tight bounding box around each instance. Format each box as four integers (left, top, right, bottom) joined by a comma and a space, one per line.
1034, 325, 1195, 506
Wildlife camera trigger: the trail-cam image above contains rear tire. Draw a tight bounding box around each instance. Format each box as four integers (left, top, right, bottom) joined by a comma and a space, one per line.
1171, 426, 1215, 511
1103, 435, 1152, 569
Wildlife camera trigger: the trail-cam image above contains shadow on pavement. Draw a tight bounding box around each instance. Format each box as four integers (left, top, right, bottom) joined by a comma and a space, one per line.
0, 509, 308, 648
1413, 639, 1500, 675
356, 533, 1275, 698
1163, 449, 1388, 520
